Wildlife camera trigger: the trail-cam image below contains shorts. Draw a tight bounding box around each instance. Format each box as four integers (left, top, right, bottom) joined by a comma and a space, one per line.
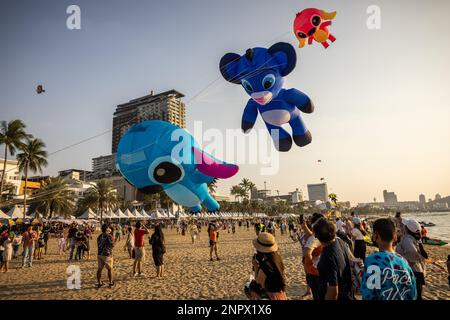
97, 255, 113, 270
209, 240, 216, 247
134, 247, 146, 261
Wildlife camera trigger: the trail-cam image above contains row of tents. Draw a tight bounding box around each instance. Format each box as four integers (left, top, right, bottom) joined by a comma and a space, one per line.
75, 209, 269, 220
1, 205, 270, 223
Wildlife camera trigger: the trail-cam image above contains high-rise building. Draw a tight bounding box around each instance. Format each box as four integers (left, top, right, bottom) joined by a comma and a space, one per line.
307, 183, 328, 203
111, 89, 186, 153
92, 155, 116, 178
383, 190, 398, 205
419, 194, 426, 204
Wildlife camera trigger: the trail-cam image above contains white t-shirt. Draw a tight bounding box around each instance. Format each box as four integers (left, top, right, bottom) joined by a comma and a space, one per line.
304, 235, 321, 250
351, 228, 365, 240
336, 220, 345, 233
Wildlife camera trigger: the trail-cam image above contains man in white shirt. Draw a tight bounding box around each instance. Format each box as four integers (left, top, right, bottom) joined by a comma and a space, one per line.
336, 218, 345, 233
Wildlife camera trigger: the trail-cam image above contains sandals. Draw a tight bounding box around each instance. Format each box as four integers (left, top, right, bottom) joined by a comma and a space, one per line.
109, 282, 115, 288
97, 282, 105, 288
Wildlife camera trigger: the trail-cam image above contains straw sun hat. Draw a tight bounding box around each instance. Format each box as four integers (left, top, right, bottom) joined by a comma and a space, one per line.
252, 232, 278, 253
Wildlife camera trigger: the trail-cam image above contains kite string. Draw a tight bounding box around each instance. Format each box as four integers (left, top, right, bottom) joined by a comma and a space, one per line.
0, 31, 292, 179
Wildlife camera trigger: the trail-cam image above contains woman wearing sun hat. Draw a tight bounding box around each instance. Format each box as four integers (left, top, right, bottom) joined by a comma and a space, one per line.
246, 232, 287, 300
396, 218, 428, 300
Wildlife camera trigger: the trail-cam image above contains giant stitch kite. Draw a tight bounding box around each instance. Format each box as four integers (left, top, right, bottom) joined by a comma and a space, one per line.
116, 120, 239, 213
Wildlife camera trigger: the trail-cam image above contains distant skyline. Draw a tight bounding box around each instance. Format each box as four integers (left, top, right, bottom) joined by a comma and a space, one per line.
1, 0, 450, 205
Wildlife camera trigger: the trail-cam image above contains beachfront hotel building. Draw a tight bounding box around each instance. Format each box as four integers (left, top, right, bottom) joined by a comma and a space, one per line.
307, 182, 328, 203
111, 89, 186, 154
0, 158, 22, 196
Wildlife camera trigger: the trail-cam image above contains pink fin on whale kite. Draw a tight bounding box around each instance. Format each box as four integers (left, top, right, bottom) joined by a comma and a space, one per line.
192, 147, 239, 179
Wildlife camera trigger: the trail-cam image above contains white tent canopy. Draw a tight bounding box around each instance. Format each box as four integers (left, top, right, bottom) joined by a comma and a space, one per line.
7, 205, 24, 219
103, 209, 114, 219
0, 209, 10, 219
140, 209, 151, 219
155, 210, 166, 219
123, 209, 134, 219
132, 209, 144, 220
114, 209, 125, 219
78, 208, 98, 220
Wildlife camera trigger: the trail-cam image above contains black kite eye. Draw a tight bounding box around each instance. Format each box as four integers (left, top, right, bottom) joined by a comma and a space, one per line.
153, 162, 182, 184
297, 32, 307, 39
241, 79, 254, 92
312, 16, 321, 26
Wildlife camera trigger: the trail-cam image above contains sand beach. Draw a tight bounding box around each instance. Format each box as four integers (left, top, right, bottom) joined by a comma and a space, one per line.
0, 226, 448, 300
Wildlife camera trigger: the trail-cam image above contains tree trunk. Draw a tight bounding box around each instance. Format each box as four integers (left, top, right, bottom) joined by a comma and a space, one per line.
49, 199, 55, 219
23, 165, 28, 219
0, 146, 8, 201
100, 201, 103, 222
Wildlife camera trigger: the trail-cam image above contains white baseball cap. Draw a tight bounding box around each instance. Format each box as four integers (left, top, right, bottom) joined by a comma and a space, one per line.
402, 218, 421, 233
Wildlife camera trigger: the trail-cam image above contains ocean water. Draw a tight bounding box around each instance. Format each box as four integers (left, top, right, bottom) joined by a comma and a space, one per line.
403, 212, 450, 242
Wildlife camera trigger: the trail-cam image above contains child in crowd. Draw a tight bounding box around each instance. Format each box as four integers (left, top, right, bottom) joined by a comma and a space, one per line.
0, 232, 14, 273
58, 233, 66, 256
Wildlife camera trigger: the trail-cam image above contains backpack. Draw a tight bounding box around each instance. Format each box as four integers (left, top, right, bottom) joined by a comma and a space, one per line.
336, 238, 361, 298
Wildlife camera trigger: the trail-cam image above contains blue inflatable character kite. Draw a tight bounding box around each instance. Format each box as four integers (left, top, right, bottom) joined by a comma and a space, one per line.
116, 120, 239, 213
220, 42, 314, 152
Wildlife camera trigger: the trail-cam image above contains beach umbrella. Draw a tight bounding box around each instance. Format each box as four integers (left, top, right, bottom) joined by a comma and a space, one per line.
31, 218, 40, 225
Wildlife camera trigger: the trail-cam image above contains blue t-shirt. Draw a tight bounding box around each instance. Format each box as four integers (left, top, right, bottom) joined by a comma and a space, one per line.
360, 251, 417, 300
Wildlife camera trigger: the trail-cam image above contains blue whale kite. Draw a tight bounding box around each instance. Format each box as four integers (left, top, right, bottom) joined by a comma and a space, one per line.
220, 42, 314, 152
116, 120, 239, 213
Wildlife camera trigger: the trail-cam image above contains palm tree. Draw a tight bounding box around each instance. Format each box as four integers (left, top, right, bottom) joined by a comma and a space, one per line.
239, 178, 255, 201
29, 177, 75, 218
82, 179, 119, 220
142, 193, 160, 211
17, 138, 48, 218
0, 120, 28, 200
159, 191, 174, 210
230, 185, 244, 202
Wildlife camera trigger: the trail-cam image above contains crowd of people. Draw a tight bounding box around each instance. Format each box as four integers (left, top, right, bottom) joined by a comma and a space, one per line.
244, 211, 441, 301
1, 212, 448, 302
